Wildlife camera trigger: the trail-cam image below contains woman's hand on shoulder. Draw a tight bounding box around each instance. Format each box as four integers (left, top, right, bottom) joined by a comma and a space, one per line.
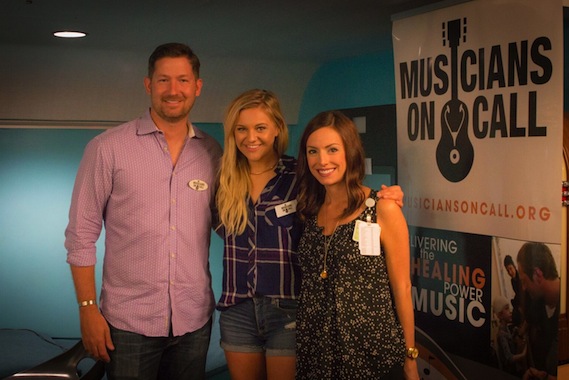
378, 184, 404, 208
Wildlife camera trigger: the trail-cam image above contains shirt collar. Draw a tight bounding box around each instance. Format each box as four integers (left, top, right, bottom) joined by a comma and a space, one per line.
137, 108, 198, 138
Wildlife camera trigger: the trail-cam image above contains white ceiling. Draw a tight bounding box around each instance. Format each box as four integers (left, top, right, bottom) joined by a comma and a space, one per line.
1, 0, 438, 63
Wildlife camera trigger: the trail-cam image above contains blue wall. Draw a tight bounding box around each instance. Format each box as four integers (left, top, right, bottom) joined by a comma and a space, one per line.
0, 124, 227, 370
1, 128, 105, 333
294, 50, 397, 153
1, 49, 399, 371
290, 50, 398, 188
0, 49, 397, 332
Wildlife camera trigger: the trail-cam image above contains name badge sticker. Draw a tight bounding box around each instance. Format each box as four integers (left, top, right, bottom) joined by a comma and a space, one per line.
188, 179, 208, 191
275, 199, 297, 218
359, 221, 381, 256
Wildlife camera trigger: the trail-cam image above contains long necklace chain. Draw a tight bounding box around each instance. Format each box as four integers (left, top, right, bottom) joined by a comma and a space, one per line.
321, 206, 339, 280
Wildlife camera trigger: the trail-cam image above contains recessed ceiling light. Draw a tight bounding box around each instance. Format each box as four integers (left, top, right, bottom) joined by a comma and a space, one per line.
53, 31, 87, 38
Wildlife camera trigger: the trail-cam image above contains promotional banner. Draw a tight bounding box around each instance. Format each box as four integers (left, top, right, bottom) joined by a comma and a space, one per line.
393, 0, 563, 378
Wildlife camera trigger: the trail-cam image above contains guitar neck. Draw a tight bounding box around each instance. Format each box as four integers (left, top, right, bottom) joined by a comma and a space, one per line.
444, 18, 466, 99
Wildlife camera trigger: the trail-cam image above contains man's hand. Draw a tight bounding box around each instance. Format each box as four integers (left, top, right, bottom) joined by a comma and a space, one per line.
80, 306, 114, 362
378, 184, 404, 208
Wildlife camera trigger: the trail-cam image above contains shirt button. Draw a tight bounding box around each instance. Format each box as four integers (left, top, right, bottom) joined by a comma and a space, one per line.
170, 225, 176, 230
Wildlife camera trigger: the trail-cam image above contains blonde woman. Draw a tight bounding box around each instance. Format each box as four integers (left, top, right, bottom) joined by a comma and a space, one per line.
215, 89, 300, 380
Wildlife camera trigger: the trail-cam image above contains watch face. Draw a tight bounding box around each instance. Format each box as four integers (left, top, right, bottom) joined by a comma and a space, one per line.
408, 347, 419, 359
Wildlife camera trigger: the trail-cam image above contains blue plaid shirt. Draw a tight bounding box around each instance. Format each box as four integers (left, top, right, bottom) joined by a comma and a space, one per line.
215, 155, 302, 309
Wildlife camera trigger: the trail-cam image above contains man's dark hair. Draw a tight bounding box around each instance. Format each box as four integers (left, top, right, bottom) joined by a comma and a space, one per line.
517, 242, 558, 280
148, 43, 200, 78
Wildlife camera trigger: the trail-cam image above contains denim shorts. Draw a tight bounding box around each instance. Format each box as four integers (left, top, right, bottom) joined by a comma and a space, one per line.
219, 296, 298, 356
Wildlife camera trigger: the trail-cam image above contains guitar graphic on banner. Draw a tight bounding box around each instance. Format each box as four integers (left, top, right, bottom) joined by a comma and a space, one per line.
436, 18, 474, 182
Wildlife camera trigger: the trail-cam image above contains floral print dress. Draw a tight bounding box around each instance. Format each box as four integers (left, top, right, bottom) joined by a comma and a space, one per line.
296, 190, 405, 379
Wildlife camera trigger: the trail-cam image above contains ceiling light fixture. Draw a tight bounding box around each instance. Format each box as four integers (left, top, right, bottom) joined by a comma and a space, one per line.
53, 31, 87, 38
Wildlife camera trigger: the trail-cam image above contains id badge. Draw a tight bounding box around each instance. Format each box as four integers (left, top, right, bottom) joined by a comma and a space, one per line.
356, 220, 381, 256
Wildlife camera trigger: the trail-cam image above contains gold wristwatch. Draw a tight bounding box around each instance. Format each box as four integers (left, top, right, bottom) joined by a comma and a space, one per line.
406, 347, 419, 359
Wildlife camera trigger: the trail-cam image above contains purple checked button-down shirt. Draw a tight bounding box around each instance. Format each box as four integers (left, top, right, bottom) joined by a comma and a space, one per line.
65, 110, 222, 337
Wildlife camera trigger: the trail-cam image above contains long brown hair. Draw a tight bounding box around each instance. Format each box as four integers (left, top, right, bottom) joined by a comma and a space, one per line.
296, 110, 366, 220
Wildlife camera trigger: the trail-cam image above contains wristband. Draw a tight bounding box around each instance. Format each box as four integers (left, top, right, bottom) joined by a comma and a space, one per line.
79, 299, 97, 307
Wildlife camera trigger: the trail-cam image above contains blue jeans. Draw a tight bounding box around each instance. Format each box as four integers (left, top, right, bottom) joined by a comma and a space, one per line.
219, 296, 297, 356
106, 319, 212, 380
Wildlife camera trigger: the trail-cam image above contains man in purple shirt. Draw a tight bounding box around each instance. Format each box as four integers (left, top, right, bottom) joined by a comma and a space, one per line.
65, 43, 222, 380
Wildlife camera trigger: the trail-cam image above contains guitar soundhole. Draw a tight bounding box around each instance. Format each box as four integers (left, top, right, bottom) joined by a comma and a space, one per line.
450, 149, 460, 164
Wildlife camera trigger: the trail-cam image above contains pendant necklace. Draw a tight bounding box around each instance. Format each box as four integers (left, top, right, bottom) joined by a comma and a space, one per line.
320, 208, 339, 280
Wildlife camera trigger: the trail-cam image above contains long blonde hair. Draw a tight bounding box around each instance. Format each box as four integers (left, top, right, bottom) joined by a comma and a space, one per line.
216, 89, 289, 235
